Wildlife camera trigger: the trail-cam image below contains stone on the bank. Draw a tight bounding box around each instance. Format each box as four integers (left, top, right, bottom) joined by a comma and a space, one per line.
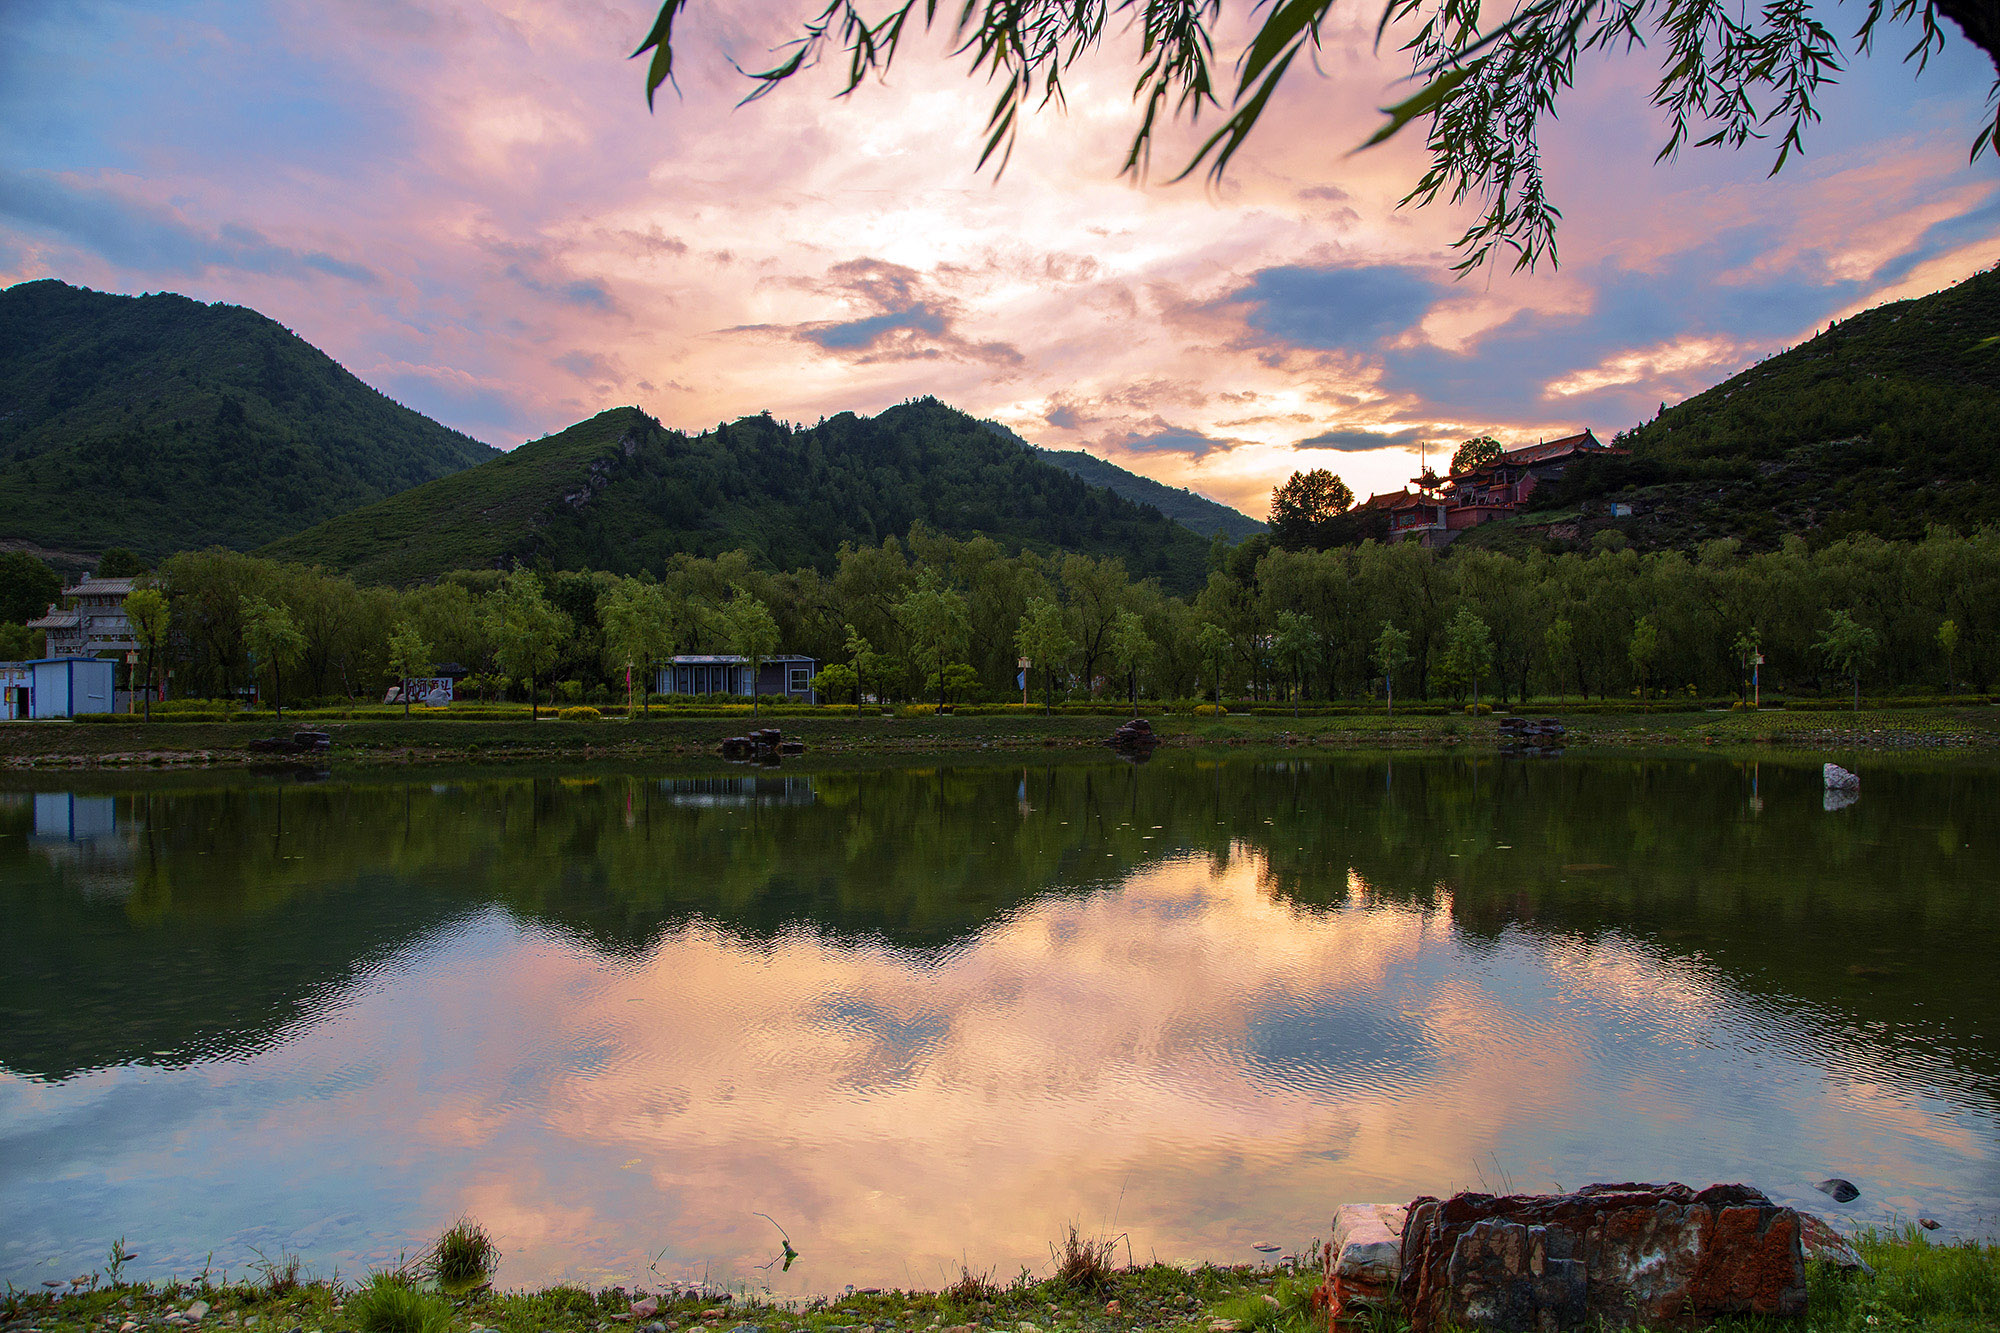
1799, 1213, 1871, 1273
1321, 1203, 1408, 1325
184, 1304, 210, 1322
1824, 764, 1859, 791
1398, 1183, 1807, 1333
631, 1300, 659, 1319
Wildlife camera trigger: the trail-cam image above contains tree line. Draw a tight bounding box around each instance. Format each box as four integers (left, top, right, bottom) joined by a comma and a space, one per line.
12, 523, 1999, 712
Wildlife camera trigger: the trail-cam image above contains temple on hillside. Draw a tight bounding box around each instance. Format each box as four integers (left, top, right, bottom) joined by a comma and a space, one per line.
1353, 430, 1623, 547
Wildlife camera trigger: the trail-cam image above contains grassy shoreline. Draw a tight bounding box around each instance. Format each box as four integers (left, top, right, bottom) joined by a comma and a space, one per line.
6, 1230, 1995, 1333
2, 705, 1998, 770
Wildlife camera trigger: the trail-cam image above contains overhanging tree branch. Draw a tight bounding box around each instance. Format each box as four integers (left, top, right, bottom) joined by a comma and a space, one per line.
635, 0, 1998, 271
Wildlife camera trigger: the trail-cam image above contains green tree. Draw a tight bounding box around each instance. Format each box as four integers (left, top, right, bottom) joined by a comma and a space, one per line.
896, 568, 971, 710
1438, 607, 1494, 708
1271, 610, 1319, 716
1016, 596, 1077, 714
1816, 609, 1879, 710
1375, 621, 1412, 715
241, 596, 306, 720
1628, 615, 1660, 698
599, 579, 673, 715
844, 623, 873, 716
488, 570, 570, 720
1103, 609, 1152, 716
632, 0, 1995, 271
1545, 616, 1575, 703
0, 551, 60, 625
1196, 621, 1232, 704
721, 588, 781, 715
925, 661, 981, 704
812, 661, 860, 705
1269, 469, 1355, 551
95, 549, 148, 579
1939, 617, 1961, 689
386, 622, 432, 718
124, 587, 170, 722
1450, 436, 1503, 475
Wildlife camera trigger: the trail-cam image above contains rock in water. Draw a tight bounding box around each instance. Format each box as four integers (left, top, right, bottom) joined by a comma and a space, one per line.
1920, 1217, 1941, 1230
1815, 1178, 1860, 1203
1398, 1183, 1806, 1333
1824, 763, 1860, 791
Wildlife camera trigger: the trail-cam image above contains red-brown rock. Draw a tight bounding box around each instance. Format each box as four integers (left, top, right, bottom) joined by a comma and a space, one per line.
1398, 1183, 1806, 1332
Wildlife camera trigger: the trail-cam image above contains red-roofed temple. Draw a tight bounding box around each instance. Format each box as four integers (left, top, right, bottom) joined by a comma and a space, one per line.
1355, 430, 1624, 548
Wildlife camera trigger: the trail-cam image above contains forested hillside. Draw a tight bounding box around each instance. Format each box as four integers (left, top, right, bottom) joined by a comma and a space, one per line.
263, 399, 1218, 591
977, 423, 1265, 540
1522, 265, 2000, 548
0, 280, 497, 559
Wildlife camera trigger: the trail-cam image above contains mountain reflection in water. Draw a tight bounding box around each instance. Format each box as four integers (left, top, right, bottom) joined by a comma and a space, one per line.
1, 756, 1996, 1292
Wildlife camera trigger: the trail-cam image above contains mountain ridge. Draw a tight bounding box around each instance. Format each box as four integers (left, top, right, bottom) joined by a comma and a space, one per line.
976, 421, 1266, 541
0, 279, 499, 561
261, 399, 1222, 591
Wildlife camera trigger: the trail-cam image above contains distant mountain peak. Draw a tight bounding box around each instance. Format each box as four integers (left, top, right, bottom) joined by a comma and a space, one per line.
978, 420, 1265, 542
0, 279, 498, 560
265, 399, 1223, 590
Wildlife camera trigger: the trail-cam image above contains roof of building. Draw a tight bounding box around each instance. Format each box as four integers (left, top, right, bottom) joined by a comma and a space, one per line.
666, 654, 817, 665
1497, 429, 1606, 467
63, 577, 137, 598
26, 609, 80, 630
1354, 490, 1410, 511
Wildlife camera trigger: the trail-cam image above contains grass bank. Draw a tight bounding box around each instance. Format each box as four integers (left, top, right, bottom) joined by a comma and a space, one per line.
2, 704, 1998, 770
6, 1229, 1994, 1333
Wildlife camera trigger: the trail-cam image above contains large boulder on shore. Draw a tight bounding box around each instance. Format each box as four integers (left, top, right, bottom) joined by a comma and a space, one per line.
1323, 1203, 1408, 1323
1398, 1183, 1807, 1332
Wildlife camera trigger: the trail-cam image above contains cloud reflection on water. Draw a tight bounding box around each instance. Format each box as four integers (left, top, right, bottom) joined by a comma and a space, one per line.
147, 847, 1976, 1292
2, 763, 1997, 1292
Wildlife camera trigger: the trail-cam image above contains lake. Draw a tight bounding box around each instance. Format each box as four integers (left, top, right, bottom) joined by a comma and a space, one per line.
3, 753, 1997, 1294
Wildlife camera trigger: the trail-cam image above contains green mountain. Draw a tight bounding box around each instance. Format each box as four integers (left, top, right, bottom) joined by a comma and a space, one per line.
977, 422, 1265, 540
0, 280, 498, 560
1512, 264, 2000, 550
261, 399, 1218, 590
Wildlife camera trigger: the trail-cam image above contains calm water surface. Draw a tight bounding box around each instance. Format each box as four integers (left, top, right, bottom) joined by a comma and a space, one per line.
3, 754, 1997, 1293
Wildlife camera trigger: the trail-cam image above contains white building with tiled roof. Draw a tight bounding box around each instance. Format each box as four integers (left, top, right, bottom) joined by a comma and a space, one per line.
27, 576, 139, 658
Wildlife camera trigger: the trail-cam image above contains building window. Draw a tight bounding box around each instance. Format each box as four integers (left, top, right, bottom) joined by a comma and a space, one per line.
789, 667, 811, 693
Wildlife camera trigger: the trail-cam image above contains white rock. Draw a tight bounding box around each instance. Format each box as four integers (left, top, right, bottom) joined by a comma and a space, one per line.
1824, 763, 1860, 791
185, 1303, 210, 1321
1328, 1202, 1408, 1286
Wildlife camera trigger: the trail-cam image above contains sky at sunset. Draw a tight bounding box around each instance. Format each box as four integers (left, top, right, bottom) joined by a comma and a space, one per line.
3, 0, 1996, 519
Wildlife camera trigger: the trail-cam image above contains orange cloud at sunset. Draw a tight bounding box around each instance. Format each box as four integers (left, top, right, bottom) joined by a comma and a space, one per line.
3, 0, 1995, 522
